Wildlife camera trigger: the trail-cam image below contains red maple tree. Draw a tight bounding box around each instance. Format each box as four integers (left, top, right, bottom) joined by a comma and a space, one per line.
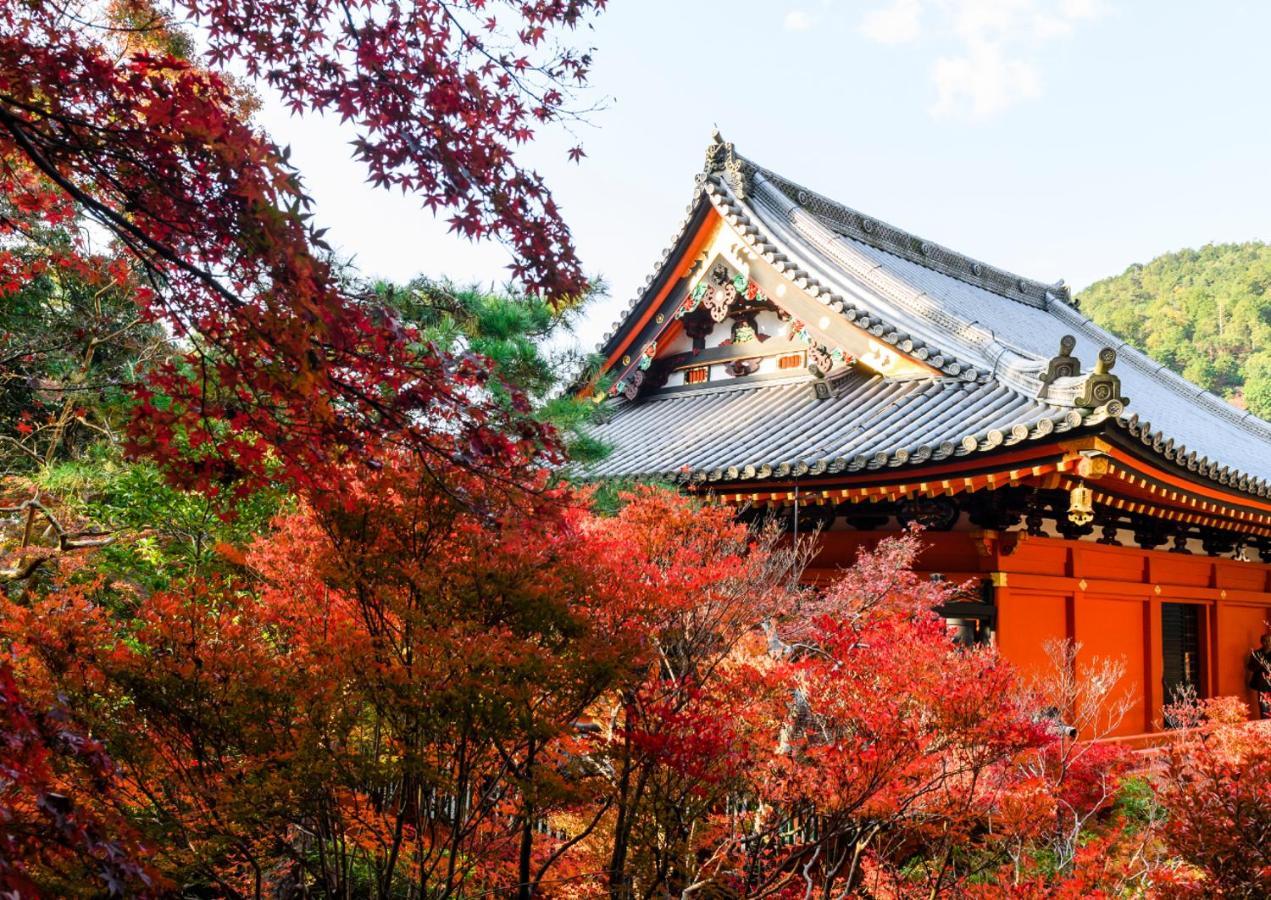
0, 661, 159, 897
5, 4, 1255, 897
1155, 695, 1271, 895
0, 0, 601, 499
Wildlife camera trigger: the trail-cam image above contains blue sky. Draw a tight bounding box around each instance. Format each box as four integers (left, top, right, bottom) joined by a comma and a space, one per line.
254, 1, 1271, 351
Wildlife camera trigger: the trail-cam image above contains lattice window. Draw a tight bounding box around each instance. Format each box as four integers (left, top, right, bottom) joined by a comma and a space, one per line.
685, 366, 710, 385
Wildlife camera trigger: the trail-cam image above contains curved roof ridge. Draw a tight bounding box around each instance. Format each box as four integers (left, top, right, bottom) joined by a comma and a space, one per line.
728, 172, 1048, 391
720, 147, 1071, 310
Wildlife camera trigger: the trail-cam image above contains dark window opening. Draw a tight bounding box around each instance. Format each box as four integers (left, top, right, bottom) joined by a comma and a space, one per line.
938, 601, 995, 647
1162, 602, 1204, 724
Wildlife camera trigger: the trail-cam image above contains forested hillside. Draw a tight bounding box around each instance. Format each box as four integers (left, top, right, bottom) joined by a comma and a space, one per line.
1078, 242, 1271, 418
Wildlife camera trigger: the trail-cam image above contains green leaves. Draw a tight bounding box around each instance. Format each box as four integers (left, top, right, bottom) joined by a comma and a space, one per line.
373, 276, 612, 464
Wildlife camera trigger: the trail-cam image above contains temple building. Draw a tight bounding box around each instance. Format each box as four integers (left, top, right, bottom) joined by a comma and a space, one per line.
581, 133, 1271, 740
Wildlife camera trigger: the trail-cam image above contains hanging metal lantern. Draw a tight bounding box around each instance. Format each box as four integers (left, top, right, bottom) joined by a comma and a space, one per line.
1068, 482, 1094, 526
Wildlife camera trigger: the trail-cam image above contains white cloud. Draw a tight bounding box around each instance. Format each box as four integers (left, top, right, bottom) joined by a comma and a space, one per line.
859, 0, 1109, 120
860, 0, 923, 45
1061, 0, 1106, 20
784, 10, 815, 31
931, 40, 1041, 119
1032, 13, 1074, 39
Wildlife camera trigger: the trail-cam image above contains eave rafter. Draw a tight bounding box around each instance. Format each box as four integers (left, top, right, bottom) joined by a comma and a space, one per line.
700, 434, 1271, 540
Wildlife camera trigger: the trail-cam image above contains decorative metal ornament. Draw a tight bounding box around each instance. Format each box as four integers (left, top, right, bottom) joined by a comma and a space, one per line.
1038, 335, 1081, 399
1076, 453, 1110, 480
807, 344, 834, 379
701, 129, 753, 196
724, 153, 750, 200
1075, 347, 1128, 409
704, 289, 731, 323
1068, 482, 1094, 526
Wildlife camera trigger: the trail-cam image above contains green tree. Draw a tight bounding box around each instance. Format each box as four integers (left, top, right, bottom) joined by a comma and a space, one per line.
1078, 242, 1271, 418
0, 252, 165, 477
372, 277, 611, 464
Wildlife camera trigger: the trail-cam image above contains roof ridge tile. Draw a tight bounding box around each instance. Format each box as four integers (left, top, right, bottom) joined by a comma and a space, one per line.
700, 134, 1071, 310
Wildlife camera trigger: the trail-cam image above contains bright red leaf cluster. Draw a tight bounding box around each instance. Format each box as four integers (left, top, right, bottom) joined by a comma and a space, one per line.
1155, 695, 1271, 895
4, 2, 1263, 896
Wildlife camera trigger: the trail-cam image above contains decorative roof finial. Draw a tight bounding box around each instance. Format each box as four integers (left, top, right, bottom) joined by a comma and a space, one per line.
704, 128, 729, 174
1037, 334, 1080, 399
1075, 347, 1128, 410
702, 128, 751, 200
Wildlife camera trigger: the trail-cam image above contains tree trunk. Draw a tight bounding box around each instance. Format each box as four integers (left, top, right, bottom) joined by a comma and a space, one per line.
608, 711, 637, 898
517, 741, 538, 900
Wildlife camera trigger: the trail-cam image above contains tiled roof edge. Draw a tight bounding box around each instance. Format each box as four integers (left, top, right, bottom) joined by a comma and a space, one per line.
1116, 414, 1270, 498
590, 185, 714, 366
580, 375, 1102, 484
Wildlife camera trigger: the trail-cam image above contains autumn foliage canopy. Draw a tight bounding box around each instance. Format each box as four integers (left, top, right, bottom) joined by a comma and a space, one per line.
1, 1, 1268, 898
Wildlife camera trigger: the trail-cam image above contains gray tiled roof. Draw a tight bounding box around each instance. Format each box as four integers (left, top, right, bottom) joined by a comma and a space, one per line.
585, 136, 1271, 496
742, 170, 1271, 487
587, 373, 1084, 483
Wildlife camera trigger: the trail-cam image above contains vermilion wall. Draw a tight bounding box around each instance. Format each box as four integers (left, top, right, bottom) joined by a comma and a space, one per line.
1216, 604, 1269, 698
808, 529, 1271, 739
995, 591, 1067, 681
